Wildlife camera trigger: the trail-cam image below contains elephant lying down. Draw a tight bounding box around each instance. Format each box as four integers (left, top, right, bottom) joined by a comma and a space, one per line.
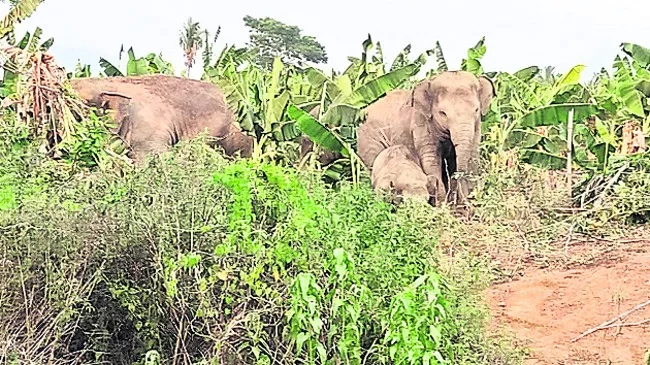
371, 145, 429, 201
69, 75, 254, 163
358, 70, 496, 205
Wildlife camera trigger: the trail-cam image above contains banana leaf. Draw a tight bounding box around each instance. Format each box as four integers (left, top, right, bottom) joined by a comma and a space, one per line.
513, 66, 540, 82
217, 76, 256, 133
320, 105, 360, 128
16, 31, 29, 49
519, 103, 598, 128
434, 41, 448, 72
555, 64, 584, 88
612, 55, 645, 117
262, 57, 289, 130
520, 148, 566, 169
39, 37, 53, 52
0, 0, 46, 39
461, 37, 486, 75
287, 104, 349, 157
635, 79, 650, 97
621, 42, 650, 68
390, 44, 412, 71
319, 64, 418, 127
26, 26, 41, 53
99, 58, 124, 77
126, 48, 151, 76
617, 80, 645, 117
271, 120, 302, 142
335, 64, 417, 107
145, 53, 174, 75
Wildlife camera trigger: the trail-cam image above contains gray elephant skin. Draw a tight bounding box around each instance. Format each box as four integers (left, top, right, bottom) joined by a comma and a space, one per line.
358, 70, 496, 204
69, 75, 254, 163
371, 145, 429, 202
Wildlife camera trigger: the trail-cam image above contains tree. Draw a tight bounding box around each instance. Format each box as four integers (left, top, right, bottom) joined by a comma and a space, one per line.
243, 16, 327, 70
178, 17, 203, 77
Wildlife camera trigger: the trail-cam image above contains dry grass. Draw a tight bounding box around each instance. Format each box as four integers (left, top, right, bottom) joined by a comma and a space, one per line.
1, 44, 89, 156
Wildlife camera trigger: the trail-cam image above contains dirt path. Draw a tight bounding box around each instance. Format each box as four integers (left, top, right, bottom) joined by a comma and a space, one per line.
488, 242, 650, 364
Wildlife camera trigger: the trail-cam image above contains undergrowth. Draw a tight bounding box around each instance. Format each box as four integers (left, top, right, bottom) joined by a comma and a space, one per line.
0, 136, 523, 364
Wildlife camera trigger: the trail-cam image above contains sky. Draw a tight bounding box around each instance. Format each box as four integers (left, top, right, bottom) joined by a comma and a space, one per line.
2, 0, 650, 81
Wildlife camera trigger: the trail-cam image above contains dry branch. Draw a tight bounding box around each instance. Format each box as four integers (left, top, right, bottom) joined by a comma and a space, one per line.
570, 298, 650, 342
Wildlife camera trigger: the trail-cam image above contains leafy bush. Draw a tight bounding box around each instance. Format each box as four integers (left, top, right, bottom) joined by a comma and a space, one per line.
592, 153, 650, 224
0, 138, 519, 365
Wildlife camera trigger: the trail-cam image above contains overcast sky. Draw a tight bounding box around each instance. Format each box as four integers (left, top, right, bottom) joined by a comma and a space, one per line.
3, 0, 650, 80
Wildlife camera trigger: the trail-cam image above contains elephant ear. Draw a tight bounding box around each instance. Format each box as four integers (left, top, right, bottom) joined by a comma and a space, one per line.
98, 91, 132, 111
478, 75, 496, 116
410, 79, 433, 112
98, 91, 133, 135
409, 79, 434, 139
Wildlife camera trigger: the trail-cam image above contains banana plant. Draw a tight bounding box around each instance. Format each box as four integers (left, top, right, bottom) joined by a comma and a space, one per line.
0, 0, 45, 39
284, 37, 435, 181
1, 27, 54, 97
461, 37, 487, 76
481, 62, 603, 171
204, 53, 302, 163
98, 46, 174, 77
68, 60, 91, 79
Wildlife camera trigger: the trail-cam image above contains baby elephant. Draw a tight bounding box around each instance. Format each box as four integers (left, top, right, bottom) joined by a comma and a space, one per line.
371, 145, 430, 202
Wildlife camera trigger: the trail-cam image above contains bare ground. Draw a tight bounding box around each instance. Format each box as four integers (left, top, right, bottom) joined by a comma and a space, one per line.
487, 233, 650, 364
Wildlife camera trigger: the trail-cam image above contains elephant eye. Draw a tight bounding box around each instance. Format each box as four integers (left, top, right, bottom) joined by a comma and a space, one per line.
474, 107, 479, 113
439, 110, 447, 117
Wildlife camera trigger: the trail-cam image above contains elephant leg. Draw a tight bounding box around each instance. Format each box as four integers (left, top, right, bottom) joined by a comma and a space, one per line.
126, 104, 172, 165
426, 170, 447, 207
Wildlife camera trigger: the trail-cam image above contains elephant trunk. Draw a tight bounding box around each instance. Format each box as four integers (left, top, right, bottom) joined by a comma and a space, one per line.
450, 125, 476, 171
449, 122, 478, 201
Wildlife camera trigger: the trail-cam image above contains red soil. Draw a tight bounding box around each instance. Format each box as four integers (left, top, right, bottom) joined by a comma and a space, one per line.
488, 242, 650, 364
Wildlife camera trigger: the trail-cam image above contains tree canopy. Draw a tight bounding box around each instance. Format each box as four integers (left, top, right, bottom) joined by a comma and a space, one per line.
243, 15, 327, 70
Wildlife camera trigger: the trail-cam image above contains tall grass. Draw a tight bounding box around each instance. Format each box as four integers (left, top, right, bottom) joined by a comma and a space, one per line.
0, 135, 521, 364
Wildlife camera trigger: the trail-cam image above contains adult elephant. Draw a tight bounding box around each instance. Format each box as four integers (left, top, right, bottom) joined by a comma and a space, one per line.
69, 75, 254, 163
357, 70, 496, 205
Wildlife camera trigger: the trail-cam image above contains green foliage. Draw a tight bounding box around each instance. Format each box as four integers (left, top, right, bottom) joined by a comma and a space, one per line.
56, 109, 117, 168
97, 46, 174, 77
0, 0, 45, 39
243, 15, 328, 70
383, 274, 452, 365
461, 36, 486, 75
519, 103, 598, 128
69, 60, 92, 78
287, 104, 349, 156
621, 42, 650, 68
179, 17, 203, 77
434, 41, 448, 73
0, 137, 513, 364
0, 26, 54, 96
202, 34, 426, 185
201, 26, 221, 67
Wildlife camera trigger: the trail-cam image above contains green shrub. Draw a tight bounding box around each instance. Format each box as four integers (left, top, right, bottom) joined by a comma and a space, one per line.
0, 137, 519, 364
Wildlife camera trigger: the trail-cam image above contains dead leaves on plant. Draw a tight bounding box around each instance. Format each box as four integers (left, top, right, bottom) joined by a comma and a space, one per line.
1, 44, 89, 156
621, 120, 646, 155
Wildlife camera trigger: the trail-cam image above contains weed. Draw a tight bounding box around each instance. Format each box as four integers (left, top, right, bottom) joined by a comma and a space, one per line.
0, 138, 521, 364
